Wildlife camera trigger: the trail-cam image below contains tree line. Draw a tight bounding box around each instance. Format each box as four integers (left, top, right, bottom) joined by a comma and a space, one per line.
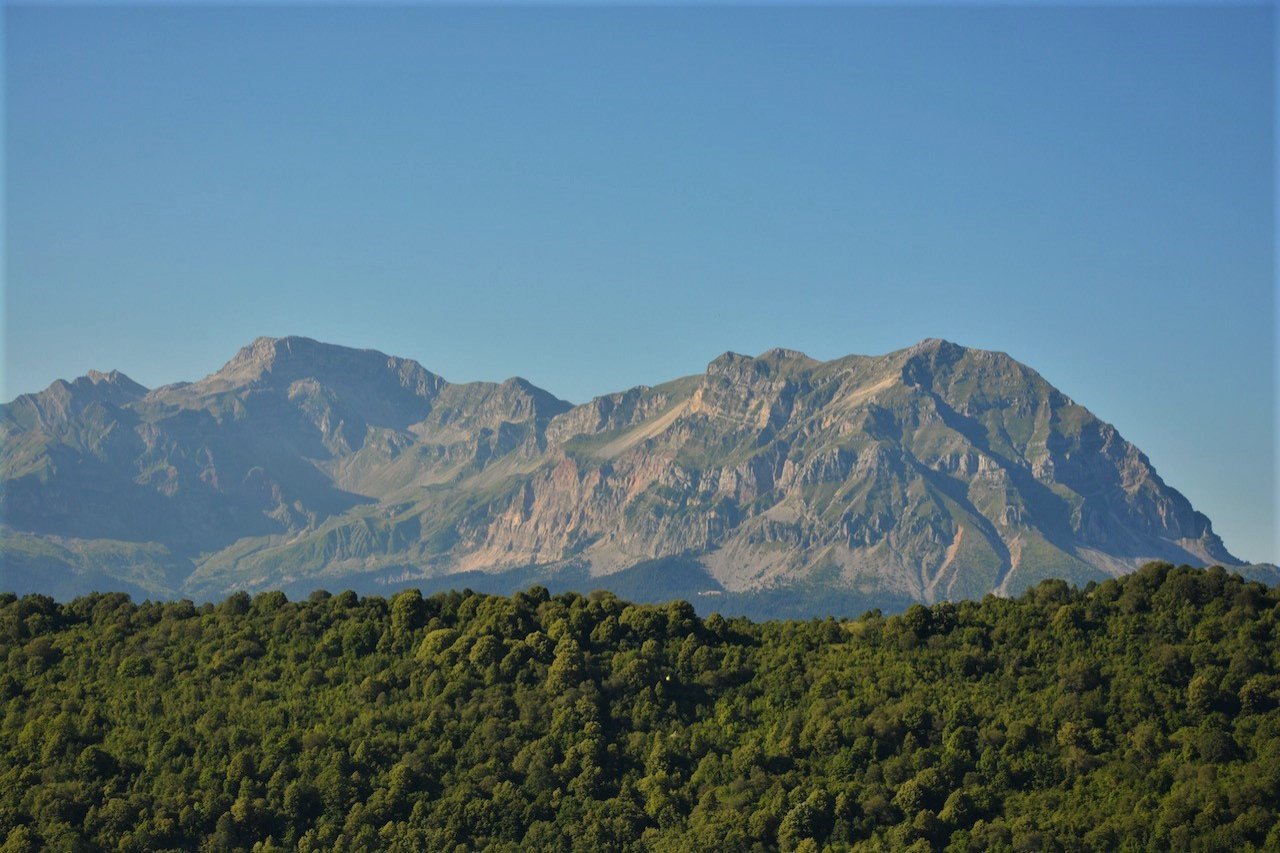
1, 561, 1277, 850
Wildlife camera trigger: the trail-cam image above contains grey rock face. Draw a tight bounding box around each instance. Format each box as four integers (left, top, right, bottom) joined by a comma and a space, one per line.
0, 335, 1249, 606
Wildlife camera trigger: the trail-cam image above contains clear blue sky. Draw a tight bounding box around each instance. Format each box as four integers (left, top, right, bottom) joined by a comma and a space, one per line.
4, 5, 1275, 562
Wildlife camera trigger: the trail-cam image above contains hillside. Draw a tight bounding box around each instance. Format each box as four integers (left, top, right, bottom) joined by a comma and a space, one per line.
1, 336, 1267, 612
1, 563, 1278, 850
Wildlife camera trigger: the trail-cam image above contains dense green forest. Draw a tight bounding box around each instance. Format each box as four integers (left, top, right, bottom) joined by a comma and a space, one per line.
1, 562, 1278, 851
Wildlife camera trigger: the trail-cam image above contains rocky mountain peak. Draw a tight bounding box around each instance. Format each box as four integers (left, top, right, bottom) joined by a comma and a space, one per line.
907, 336, 961, 352
83, 368, 130, 385
71, 370, 148, 404
202, 336, 443, 397
898, 337, 969, 368
497, 377, 574, 420
224, 335, 290, 367
2, 335, 1263, 610
758, 347, 816, 363
706, 351, 750, 372
220, 335, 365, 376
705, 348, 820, 386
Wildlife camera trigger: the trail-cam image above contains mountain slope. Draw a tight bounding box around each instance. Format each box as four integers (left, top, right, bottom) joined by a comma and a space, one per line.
0, 336, 1261, 610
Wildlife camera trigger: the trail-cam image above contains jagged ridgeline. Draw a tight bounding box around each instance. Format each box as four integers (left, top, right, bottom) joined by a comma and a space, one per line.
2, 564, 1279, 849
1, 336, 1273, 612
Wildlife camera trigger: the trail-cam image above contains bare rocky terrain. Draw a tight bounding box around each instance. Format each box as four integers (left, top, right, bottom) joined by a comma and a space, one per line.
2, 336, 1270, 614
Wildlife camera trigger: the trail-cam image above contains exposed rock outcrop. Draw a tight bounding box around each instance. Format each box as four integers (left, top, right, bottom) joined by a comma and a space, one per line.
0, 335, 1252, 606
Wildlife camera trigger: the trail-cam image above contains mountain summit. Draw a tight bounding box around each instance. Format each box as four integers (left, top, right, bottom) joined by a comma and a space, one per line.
0, 336, 1261, 612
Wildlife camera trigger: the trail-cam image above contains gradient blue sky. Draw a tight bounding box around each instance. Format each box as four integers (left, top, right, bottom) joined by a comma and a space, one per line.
4, 4, 1276, 562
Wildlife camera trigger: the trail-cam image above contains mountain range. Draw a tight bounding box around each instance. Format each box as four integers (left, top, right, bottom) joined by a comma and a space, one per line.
1, 336, 1272, 616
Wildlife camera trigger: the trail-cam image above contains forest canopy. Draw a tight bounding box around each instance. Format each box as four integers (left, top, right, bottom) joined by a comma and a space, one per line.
1, 562, 1278, 851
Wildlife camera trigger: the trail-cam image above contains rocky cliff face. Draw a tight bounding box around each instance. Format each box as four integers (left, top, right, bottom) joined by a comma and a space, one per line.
0, 336, 1254, 609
